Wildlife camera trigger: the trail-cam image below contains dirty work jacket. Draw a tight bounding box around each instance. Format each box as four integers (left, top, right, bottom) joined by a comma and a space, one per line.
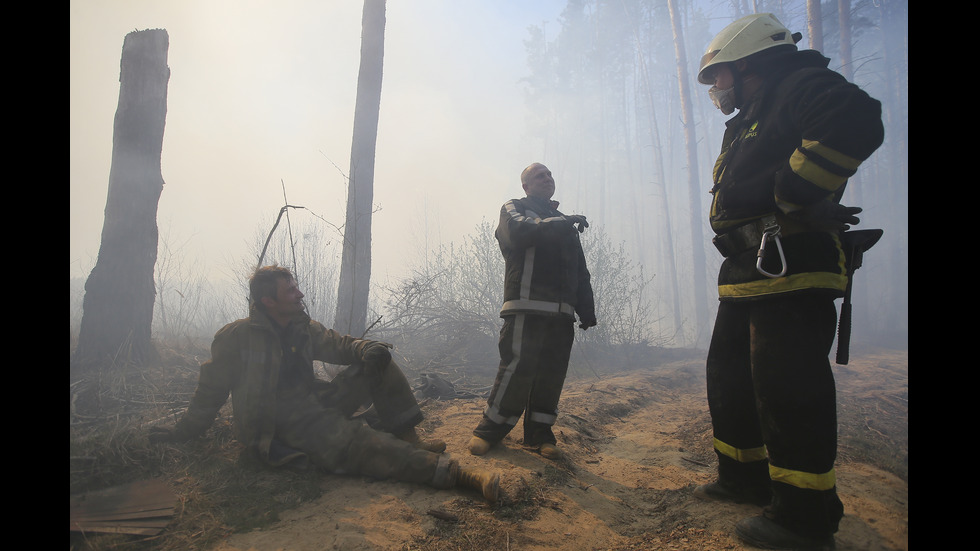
175, 306, 377, 465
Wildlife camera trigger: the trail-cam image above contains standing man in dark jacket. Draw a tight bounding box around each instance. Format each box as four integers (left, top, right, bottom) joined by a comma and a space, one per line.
468, 163, 596, 460
694, 13, 884, 550
152, 265, 500, 502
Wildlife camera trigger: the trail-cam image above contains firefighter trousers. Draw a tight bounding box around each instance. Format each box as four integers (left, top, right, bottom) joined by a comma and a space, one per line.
706, 294, 844, 537
474, 314, 574, 446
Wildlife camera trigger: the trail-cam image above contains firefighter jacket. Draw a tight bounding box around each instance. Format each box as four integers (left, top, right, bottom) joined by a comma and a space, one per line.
175, 306, 382, 465
495, 195, 595, 324
709, 49, 884, 300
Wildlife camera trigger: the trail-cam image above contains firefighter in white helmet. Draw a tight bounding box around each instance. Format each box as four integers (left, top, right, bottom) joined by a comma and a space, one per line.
693, 13, 883, 551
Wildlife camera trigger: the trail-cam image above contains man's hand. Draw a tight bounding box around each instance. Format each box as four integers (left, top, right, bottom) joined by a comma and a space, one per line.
565, 215, 589, 233
362, 341, 392, 367
148, 425, 190, 444
785, 201, 862, 231
578, 317, 597, 330
833, 205, 862, 226
565, 214, 589, 233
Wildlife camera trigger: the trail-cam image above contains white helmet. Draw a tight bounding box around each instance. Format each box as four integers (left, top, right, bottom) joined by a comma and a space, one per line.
697, 13, 800, 84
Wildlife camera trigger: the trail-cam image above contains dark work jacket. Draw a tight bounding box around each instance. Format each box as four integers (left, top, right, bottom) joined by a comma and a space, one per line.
709, 49, 884, 300
495, 195, 595, 324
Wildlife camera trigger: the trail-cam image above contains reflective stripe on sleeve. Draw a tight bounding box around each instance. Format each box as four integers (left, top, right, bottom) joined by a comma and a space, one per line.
789, 139, 860, 193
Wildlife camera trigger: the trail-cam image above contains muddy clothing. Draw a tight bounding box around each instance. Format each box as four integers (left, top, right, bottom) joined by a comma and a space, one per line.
705, 50, 882, 538
474, 195, 594, 446
174, 307, 448, 484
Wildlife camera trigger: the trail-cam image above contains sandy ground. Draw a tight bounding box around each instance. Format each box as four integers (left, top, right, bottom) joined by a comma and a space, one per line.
210, 351, 908, 551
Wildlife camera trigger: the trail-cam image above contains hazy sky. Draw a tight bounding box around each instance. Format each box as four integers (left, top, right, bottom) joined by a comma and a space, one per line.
70, 1, 567, 285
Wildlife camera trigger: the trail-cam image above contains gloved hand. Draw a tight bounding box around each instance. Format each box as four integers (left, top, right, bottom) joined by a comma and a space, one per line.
786, 201, 862, 231
148, 425, 191, 444
362, 341, 392, 367
578, 317, 597, 330
834, 206, 862, 229
564, 214, 589, 233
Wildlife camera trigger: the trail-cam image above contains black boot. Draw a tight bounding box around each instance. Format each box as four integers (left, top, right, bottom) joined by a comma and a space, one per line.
735, 515, 835, 550
694, 480, 771, 507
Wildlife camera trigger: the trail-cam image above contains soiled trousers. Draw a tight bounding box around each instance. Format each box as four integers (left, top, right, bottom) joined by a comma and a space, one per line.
273, 360, 446, 486
474, 314, 574, 446
707, 294, 844, 537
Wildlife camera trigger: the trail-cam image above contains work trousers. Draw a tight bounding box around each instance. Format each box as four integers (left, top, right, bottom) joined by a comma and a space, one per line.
706, 294, 844, 537
474, 314, 574, 446
272, 360, 448, 487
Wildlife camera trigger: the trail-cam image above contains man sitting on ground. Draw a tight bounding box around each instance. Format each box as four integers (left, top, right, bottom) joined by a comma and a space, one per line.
152, 265, 499, 502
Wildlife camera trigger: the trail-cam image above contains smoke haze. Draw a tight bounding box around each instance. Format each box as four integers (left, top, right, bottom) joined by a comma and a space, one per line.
70, 1, 908, 346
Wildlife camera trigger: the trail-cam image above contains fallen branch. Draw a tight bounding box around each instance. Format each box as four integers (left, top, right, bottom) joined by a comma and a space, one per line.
426, 509, 458, 522
681, 456, 709, 467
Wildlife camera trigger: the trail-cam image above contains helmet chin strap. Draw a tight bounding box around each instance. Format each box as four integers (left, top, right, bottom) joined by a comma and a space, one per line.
730, 61, 762, 110
731, 62, 744, 108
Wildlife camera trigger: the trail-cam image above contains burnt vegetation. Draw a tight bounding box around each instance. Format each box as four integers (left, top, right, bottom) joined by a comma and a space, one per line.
69, 218, 679, 549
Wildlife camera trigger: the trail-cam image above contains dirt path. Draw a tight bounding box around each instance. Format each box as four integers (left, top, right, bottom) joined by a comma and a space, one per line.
213, 352, 908, 551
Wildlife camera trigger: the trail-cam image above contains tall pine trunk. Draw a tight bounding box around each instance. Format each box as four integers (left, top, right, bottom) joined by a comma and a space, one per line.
838, 0, 854, 82
73, 29, 169, 371
666, 0, 709, 341
878, 0, 908, 342
334, 0, 385, 338
624, 4, 685, 343
807, 0, 824, 52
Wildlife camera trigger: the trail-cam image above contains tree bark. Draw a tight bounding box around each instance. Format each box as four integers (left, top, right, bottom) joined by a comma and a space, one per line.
837, 0, 853, 82
334, 0, 385, 338
877, 0, 908, 341
624, 4, 684, 343
666, 0, 710, 341
808, 0, 824, 52
73, 29, 169, 370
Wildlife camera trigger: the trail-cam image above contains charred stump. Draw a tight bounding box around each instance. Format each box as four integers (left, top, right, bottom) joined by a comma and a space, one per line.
73, 29, 170, 372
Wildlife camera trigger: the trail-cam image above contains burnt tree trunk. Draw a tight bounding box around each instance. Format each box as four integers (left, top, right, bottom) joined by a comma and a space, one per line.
334, 0, 385, 338
73, 29, 170, 370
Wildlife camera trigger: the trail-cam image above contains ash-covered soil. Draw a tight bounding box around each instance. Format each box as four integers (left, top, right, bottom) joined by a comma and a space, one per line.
206, 350, 908, 551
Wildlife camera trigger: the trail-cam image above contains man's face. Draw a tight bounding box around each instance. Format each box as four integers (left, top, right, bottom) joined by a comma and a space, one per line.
264, 277, 305, 319
523, 164, 556, 200
706, 63, 738, 115
711, 63, 735, 90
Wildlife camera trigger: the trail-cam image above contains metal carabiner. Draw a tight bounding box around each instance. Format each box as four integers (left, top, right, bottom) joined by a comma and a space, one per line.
756, 217, 787, 278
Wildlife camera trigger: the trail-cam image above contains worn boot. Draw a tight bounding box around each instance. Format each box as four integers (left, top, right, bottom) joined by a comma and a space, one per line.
395, 427, 447, 454
537, 442, 563, 460
697, 457, 772, 506
735, 515, 835, 550
468, 436, 493, 456
452, 461, 501, 503
694, 480, 771, 507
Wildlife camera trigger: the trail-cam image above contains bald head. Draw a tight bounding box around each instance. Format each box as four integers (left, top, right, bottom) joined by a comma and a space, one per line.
521, 163, 555, 200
